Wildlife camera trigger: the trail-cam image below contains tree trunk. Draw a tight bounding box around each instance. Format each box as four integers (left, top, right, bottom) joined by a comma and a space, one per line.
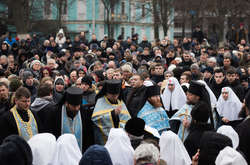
58, 0, 63, 29
106, 10, 111, 38
9, 0, 30, 34
152, 0, 159, 39
162, 23, 168, 36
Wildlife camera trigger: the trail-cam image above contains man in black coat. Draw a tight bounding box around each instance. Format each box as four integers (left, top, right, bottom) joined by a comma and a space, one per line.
0, 82, 12, 116
226, 68, 245, 101
209, 68, 228, 99
22, 70, 37, 103
39, 86, 94, 153
236, 91, 250, 165
192, 26, 204, 44
178, 51, 193, 72
126, 74, 148, 117
184, 101, 213, 158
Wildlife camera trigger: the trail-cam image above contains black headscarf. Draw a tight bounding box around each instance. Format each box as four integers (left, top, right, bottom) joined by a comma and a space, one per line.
198, 131, 232, 165
0, 135, 33, 165
189, 81, 215, 129
79, 145, 113, 165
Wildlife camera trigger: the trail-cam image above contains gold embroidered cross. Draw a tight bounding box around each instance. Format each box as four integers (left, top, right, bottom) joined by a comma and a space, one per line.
178, 109, 190, 142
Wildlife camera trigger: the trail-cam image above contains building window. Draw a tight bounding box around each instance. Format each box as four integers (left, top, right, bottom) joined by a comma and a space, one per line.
62, 0, 67, 15
44, 0, 51, 15
131, 27, 135, 36
121, 2, 125, 15
142, 4, 145, 17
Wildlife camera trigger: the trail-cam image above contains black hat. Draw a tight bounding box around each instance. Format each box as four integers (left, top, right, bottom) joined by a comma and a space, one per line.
146, 85, 160, 98
202, 67, 214, 74
22, 70, 33, 82
65, 87, 83, 105
80, 145, 113, 165
191, 101, 210, 122
0, 135, 33, 165
81, 75, 93, 86
125, 117, 145, 137
55, 77, 64, 86
188, 81, 205, 97
57, 51, 65, 58
106, 79, 122, 94
198, 131, 232, 165
240, 75, 248, 83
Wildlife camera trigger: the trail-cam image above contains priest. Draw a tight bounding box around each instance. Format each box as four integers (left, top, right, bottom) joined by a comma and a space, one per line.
39, 86, 94, 152
170, 80, 214, 141
0, 87, 42, 143
92, 79, 131, 145
137, 85, 170, 134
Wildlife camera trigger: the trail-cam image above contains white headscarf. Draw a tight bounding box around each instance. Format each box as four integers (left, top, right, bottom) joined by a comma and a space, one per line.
197, 80, 217, 108
105, 128, 134, 165
53, 134, 82, 165
28, 133, 57, 165
161, 77, 186, 111
159, 131, 191, 165
217, 125, 239, 149
217, 87, 242, 121
215, 147, 247, 165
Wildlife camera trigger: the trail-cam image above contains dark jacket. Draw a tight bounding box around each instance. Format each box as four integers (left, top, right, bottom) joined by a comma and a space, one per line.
236, 118, 250, 165
126, 86, 148, 117
30, 97, 55, 112
209, 78, 228, 99
228, 80, 245, 101
0, 108, 43, 144
192, 30, 204, 44
0, 98, 12, 116
139, 40, 152, 49
198, 131, 233, 165
178, 59, 193, 71
184, 123, 213, 158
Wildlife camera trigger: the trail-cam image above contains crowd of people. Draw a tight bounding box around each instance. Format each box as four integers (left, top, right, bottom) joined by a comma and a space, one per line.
0, 25, 249, 165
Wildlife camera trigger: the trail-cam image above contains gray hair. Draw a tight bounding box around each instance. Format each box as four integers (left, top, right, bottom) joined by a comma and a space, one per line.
135, 143, 159, 165
208, 57, 217, 63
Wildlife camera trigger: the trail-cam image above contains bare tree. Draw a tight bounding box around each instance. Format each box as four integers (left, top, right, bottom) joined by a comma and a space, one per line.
135, 0, 174, 39
158, 0, 174, 36
51, 0, 74, 29
4, 0, 34, 34
101, 0, 120, 38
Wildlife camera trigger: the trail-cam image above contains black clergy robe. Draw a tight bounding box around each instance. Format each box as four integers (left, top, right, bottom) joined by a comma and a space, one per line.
0, 108, 43, 144
236, 118, 250, 165
38, 104, 94, 153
